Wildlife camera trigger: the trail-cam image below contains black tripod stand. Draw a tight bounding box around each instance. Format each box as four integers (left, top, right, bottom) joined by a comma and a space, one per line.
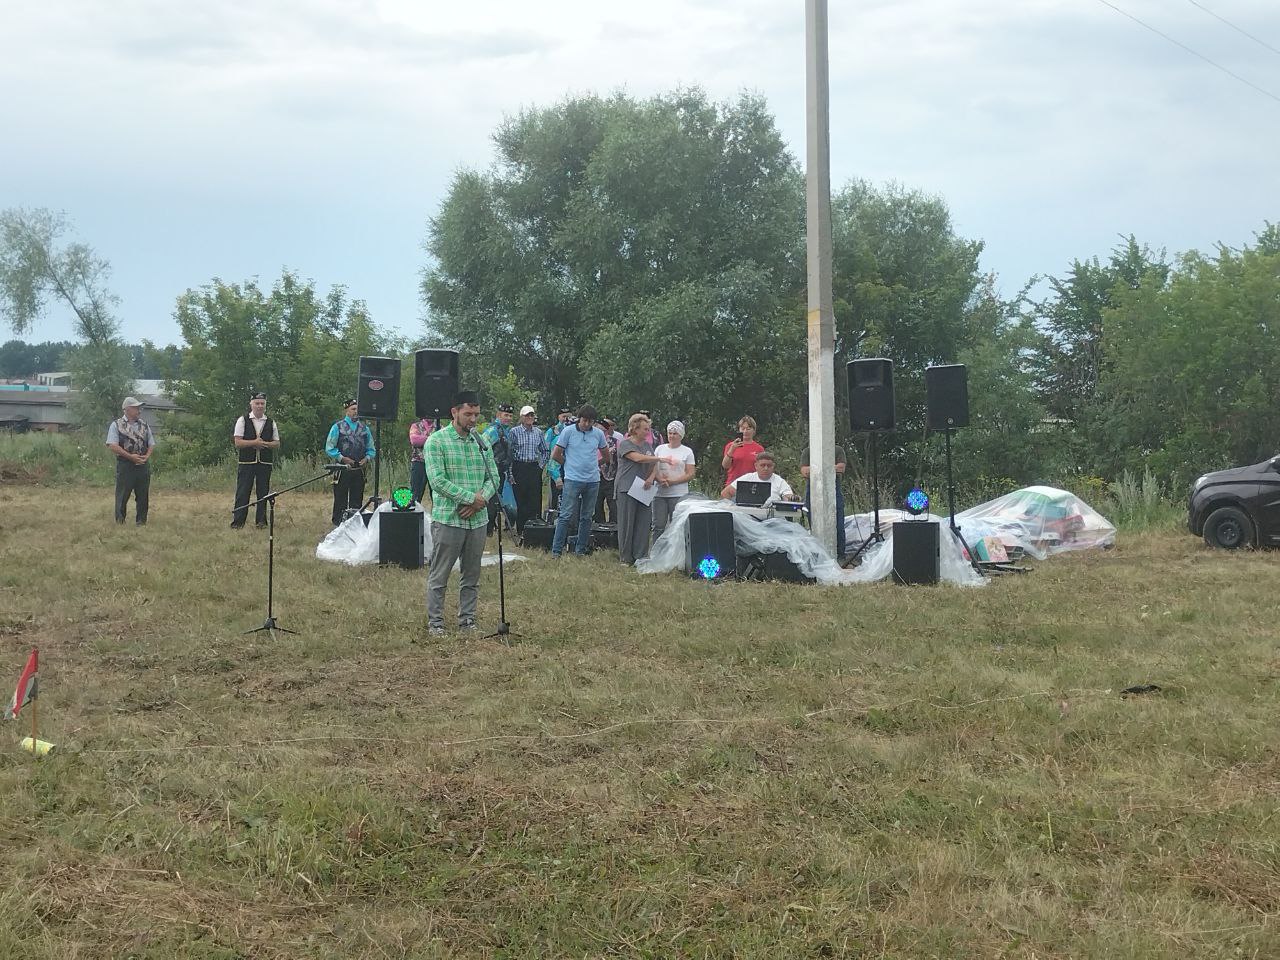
242, 468, 339, 638
359, 420, 385, 514
477, 435, 516, 643
844, 431, 885, 567
942, 428, 985, 577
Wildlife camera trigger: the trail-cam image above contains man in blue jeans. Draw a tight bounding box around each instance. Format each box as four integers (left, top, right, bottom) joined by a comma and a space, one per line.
550, 404, 611, 557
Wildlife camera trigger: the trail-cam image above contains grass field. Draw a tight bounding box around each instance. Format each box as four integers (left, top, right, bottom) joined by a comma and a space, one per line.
0, 480, 1277, 958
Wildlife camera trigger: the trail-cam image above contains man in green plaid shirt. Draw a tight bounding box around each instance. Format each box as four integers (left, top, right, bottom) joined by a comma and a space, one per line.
424, 390, 498, 634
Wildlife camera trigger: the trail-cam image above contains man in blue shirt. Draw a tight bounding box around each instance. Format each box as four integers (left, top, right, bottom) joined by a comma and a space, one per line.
549, 404, 610, 557
324, 398, 376, 525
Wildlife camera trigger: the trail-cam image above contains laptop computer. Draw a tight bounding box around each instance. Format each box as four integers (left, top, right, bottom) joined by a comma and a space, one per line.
735, 480, 772, 507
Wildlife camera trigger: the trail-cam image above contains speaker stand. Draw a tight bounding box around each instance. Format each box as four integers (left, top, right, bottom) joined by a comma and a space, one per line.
943, 427, 985, 578
359, 420, 385, 515
843, 431, 884, 567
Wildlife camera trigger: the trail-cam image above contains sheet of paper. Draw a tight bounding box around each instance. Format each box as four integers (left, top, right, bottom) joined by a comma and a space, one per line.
627, 475, 657, 506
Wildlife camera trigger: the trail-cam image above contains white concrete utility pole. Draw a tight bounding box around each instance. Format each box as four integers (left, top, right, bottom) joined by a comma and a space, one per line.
805, 0, 838, 558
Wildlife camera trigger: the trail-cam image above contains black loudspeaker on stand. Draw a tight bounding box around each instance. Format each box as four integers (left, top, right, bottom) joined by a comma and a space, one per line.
925, 364, 983, 578
415, 349, 460, 420
240, 467, 344, 638
357, 356, 402, 512
845, 358, 894, 566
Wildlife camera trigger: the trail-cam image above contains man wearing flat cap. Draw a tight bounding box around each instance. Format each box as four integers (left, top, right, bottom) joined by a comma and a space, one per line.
481, 402, 516, 536
544, 407, 573, 512
423, 390, 498, 634
231, 392, 280, 528
105, 396, 155, 525
324, 397, 376, 525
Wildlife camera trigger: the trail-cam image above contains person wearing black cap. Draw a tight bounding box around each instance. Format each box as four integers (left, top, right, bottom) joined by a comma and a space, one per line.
324, 398, 376, 525
481, 403, 516, 535
231, 392, 280, 528
544, 407, 574, 512
423, 390, 498, 634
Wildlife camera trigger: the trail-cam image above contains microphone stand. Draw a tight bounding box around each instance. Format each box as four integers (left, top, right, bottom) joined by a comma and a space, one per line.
241, 468, 341, 638
475, 431, 516, 644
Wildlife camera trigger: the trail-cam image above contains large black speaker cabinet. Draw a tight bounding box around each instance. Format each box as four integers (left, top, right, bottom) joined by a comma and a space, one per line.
892, 520, 940, 585
926, 364, 969, 431
686, 511, 736, 580
848, 358, 895, 431
415, 349, 460, 420
379, 510, 425, 569
356, 356, 402, 421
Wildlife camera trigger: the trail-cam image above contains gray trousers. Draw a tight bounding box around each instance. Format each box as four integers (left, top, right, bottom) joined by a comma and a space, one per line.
616, 491, 652, 565
426, 521, 487, 628
114, 460, 151, 524
652, 494, 684, 544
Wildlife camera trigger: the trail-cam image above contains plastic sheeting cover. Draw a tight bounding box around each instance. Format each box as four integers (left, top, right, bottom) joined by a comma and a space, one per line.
316, 501, 430, 566
955, 485, 1116, 560
636, 498, 985, 586
316, 503, 526, 568
636, 497, 853, 583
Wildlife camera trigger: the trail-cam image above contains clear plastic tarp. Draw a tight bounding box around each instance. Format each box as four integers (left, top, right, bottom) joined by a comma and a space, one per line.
954, 485, 1116, 560
316, 501, 425, 565
315, 502, 526, 568
842, 513, 986, 586
636, 498, 984, 586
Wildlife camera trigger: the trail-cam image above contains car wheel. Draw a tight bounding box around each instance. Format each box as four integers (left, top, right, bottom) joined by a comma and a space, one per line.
1202, 506, 1254, 550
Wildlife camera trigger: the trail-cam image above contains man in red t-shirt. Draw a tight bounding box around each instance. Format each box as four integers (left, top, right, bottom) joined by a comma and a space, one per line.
721, 415, 763, 484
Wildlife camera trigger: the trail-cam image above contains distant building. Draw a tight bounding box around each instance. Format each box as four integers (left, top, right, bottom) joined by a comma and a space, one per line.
0, 379, 180, 433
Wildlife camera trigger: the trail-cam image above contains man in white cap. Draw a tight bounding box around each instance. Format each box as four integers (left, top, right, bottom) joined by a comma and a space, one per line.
105, 396, 155, 525
507, 404, 549, 534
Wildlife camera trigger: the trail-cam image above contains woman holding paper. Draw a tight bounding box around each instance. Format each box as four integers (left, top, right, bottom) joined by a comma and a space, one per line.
615, 413, 663, 565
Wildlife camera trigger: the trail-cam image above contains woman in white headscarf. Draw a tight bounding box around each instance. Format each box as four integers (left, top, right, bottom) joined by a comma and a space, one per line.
652, 419, 696, 543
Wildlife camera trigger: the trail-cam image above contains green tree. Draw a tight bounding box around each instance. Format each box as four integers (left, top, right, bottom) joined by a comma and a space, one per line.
830, 181, 994, 486
0, 339, 74, 377
1094, 229, 1280, 487
422, 88, 804, 410
1032, 237, 1168, 424
172, 272, 387, 465
0, 208, 135, 425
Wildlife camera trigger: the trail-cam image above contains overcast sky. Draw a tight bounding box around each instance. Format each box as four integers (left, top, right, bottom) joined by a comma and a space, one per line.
2, 0, 1276, 347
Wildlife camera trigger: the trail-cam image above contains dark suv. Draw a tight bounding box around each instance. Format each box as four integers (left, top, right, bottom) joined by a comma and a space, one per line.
1188, 455, 1280, 549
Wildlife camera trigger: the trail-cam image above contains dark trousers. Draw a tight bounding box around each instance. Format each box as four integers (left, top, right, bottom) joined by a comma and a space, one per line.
232, 462, 272, 526
332, 467, 366, 524
548, 479, 561, 514
511, 461, 543, 532
409, 459, 429, 506
594, 477, 616, 523
114, 459, 151, 524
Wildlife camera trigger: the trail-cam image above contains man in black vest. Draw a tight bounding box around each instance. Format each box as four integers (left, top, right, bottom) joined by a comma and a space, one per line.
324, 397, 376, 525
231, 392, 280, 528
105, 396, 156, 525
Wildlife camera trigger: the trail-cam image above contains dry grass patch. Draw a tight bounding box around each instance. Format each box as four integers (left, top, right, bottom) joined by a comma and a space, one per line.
0, 485, 1278, 957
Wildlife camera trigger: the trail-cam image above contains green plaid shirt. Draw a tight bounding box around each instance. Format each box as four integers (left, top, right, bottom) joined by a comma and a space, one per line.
424, 423, 499, 529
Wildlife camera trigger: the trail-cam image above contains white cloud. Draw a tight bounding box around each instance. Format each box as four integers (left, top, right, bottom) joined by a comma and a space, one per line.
0, 0, 1275, 341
